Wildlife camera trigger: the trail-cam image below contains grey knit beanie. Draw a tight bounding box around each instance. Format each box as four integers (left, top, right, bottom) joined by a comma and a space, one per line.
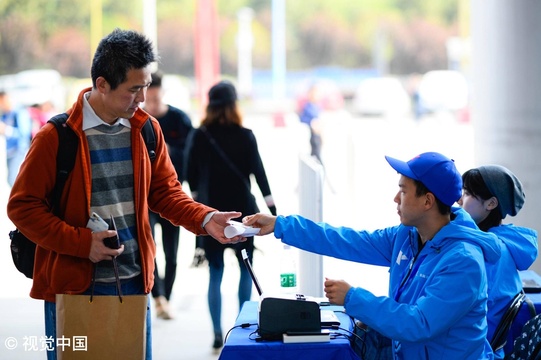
478, 165, 525, 218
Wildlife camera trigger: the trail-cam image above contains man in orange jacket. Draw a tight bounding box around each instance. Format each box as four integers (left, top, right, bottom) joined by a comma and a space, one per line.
7, 28, 245, 360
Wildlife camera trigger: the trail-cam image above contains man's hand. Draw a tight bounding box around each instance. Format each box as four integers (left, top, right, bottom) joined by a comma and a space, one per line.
324, 278, 352, 306
242, 213, 277, 236
205, 211, 246, 244
89, 230, 124, 263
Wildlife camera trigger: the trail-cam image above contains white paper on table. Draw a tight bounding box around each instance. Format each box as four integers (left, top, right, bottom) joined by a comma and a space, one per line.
224, 220, 260, 238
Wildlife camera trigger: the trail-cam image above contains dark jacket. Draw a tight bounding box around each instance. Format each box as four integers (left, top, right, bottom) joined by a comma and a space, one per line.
185, 123, 273, 219
155, 105, 193, 182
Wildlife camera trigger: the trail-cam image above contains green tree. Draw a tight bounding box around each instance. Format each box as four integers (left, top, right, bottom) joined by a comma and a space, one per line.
0, 0, 460, 77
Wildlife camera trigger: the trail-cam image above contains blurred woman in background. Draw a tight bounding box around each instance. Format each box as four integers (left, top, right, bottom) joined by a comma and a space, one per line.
185, 80, 276, 351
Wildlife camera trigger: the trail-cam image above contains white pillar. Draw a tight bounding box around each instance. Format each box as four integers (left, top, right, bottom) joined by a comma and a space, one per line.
236, 7, 254, 99
143, 0, 158, 72
471, 0, 541, 272
272, 0, 286, 101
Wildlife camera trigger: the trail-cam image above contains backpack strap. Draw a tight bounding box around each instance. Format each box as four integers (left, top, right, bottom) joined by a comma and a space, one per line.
141, 118, 156, 162
490, 291, 527, 352
47, 113, 78, 215
45, 115, 154, 211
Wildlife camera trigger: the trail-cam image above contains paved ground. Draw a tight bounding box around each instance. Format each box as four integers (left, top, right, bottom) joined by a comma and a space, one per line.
0, 106, 473, 359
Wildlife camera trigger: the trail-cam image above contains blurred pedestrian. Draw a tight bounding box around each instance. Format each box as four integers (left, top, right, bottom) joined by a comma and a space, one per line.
144, 70, 194, 320
185, 80, 276, 351
298, 83, 323, 163
29, 100, 55, 138
0, 90, 33, 187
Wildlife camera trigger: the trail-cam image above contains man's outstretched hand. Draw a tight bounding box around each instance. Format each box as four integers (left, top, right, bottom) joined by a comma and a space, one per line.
205, 211, 246, 244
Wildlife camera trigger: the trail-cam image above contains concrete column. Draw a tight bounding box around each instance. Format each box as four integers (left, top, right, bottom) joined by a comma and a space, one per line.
143, 0, 158, 72
272, 0, 286, 101
236, 8, 254, 99
471, 0, 541, 272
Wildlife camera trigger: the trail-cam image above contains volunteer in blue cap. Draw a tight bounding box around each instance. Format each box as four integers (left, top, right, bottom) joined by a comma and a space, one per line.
459, 165, 538, 359
243, 151, 501, 360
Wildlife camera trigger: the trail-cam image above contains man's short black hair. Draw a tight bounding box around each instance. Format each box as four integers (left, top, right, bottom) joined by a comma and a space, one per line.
91, 28, 157, 90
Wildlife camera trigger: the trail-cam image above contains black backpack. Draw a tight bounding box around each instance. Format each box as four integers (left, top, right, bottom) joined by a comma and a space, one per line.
9, 114, 156, 279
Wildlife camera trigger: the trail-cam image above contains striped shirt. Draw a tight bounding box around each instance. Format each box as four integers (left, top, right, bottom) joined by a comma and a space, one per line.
86, 123, 140, 282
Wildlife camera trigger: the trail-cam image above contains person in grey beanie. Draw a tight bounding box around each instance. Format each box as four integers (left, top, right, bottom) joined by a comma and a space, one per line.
459, 165, 538, 360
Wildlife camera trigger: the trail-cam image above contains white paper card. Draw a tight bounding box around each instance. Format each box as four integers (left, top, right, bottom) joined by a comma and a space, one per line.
224, 220, 260, 238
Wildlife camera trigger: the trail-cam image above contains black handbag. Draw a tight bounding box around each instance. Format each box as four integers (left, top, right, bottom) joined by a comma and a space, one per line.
9, 229, 36, 278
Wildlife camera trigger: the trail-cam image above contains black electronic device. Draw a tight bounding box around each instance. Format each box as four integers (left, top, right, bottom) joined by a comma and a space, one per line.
259, 297, 321, 340
103, 215, 120, 249
241, 249, 340, 339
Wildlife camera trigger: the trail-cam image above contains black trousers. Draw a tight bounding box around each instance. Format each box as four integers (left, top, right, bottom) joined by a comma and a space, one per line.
149, 211, 180, 300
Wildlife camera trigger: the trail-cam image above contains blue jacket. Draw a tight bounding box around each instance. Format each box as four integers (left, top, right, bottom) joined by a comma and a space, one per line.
274, 208, 501, 360
486, 224, 538, 359
298, 101, 320, 126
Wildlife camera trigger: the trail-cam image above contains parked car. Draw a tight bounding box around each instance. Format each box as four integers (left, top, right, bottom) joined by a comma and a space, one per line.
352, 77, 411, 117
415, 70, 469, 117
9, 69, 66, 110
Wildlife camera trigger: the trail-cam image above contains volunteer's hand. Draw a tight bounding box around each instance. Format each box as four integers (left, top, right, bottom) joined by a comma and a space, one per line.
89, 230, 124, 263
324, 278, 352, 306
242, 213, 277, 236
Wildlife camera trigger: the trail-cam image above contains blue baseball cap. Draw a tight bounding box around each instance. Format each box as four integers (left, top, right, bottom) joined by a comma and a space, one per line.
385, 152, 462, 206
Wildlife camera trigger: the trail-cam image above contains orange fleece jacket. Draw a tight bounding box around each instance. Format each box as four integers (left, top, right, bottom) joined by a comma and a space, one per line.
7, 88, 215, 302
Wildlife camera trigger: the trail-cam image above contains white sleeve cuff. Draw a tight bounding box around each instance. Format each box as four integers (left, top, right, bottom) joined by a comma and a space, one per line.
202, 211, 217, 229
